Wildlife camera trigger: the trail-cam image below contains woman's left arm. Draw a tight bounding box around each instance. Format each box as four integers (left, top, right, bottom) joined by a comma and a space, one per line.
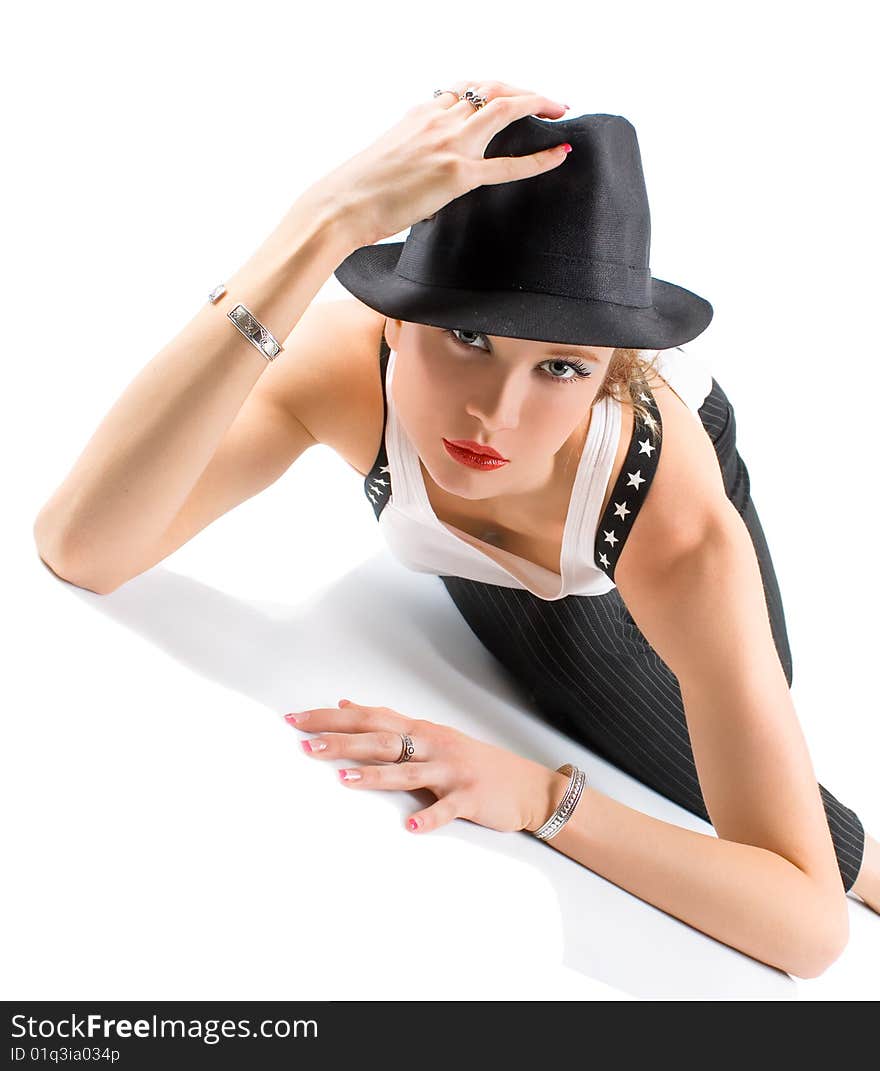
537, 384, 850, 978
540, 505, 849, 978
292, 511, 850, 978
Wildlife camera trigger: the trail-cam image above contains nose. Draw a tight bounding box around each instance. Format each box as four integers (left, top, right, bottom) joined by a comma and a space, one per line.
464, 370, 526, 433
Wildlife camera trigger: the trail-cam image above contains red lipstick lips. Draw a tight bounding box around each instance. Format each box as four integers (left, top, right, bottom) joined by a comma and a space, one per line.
442, 438, 510, 470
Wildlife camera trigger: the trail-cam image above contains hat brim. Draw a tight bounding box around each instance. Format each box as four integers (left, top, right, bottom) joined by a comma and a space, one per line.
334, 242, 713, 350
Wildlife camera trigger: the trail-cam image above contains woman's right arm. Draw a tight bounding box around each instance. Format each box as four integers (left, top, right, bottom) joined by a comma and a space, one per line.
33, 83, 570, 594
32, 186, 368, 595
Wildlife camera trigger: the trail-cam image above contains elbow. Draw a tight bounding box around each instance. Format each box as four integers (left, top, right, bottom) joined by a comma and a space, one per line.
33, 512, 120, 596
785, 896, 850, 979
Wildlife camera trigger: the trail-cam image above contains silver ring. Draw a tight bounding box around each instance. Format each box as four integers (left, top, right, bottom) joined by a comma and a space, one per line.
460, 86, 488, 110
394, 733, 415, 763
432, 87, 488, 110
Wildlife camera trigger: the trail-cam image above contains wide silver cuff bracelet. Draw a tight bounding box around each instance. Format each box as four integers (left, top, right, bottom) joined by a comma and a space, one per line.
207, 283, 283, 362
531, 763, 587, 841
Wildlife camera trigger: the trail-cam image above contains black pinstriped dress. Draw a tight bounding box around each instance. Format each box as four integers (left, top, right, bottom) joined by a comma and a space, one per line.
363, 333, 866, 892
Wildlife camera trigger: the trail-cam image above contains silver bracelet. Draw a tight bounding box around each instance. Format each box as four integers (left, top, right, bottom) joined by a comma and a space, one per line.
531, 763, 587, 841
207, 283, 283, 362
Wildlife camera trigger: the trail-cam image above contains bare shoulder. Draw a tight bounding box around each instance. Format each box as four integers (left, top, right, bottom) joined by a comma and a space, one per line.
260, 295, 388, 476
614, 370, 736, 584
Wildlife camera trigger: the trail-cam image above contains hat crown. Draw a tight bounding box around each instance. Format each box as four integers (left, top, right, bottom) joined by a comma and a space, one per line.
395, 113, 654, 307
333, 111, 714, 349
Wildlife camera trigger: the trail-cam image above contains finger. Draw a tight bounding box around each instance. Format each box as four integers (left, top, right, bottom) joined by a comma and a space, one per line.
476, 140, 572, 188
406, 793, 466, 834
480, 81, 569, 119
337, 760, 442, 792
448, 79, 556, 105
461, 87, 568, 123
301, 728, 425, 764
431, 87, 461, 109
470, 92, 571, 140
284, 699, 409, 734
447, 81, 567, 120
434, 79, 482, 115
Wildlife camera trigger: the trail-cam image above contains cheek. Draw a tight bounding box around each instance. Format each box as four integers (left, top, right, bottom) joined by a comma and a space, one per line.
523, 388, 593, 447
395, 354, 459, 421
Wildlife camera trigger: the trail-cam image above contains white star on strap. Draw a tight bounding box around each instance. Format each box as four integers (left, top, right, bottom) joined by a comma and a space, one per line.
643, 413, 658, 431
613, 500, 631, 519
638, 437, 655, 457
598, 552, 610, 567
380, 464, 391, 474
626, 469, 646, 489
638, 391, 651, 403
603, 529, 619, 546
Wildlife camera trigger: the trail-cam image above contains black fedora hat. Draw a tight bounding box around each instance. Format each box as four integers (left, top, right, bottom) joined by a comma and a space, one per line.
334, 112, 713, 350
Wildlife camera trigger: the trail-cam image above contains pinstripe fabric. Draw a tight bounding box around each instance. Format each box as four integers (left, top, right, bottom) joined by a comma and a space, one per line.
365, 340, 866, 891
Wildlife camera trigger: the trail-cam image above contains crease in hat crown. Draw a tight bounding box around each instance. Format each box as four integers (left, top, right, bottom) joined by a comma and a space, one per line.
333, 112, 713, 350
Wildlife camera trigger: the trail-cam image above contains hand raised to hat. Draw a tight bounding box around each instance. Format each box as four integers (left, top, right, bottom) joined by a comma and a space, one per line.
284, 698, 561, 835
320, 80, 571, 248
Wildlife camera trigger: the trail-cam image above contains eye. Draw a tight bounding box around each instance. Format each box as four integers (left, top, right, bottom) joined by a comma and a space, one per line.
445, 329, 593, 385
448, 328, 490, 351
539, 358, 593, 383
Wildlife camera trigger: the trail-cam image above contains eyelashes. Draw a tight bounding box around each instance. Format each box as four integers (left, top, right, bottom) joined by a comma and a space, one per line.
445, 329, 593, 384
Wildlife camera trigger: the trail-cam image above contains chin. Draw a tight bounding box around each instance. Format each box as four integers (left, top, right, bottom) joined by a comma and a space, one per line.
435, 456, 505, 499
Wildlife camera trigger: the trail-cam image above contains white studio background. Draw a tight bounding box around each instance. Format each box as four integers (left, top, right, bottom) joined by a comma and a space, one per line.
3, 0, 878, 1001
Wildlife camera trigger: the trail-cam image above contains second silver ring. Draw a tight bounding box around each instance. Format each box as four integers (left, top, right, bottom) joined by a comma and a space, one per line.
432, 87, 488, 110
394, 733, 416, 763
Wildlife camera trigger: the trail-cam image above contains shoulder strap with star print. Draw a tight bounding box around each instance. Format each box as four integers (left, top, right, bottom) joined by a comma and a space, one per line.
363, 331, 393, 520
593, 380, 663, 582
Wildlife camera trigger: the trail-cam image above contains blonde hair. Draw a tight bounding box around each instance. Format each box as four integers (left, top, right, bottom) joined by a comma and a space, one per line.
596, 347, 664, 442
558, 347, 665, 478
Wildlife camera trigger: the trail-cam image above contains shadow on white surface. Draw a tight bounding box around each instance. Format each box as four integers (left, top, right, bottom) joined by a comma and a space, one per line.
64, 549, 811, 999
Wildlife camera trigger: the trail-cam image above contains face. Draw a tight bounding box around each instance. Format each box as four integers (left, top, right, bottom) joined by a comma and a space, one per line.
383, 319, 614, 501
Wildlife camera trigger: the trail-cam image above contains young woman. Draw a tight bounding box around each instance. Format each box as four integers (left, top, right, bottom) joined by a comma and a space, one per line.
34, 80, 877, 978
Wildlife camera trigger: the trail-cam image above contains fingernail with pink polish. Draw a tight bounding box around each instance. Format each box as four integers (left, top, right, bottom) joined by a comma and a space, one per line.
339, 768, 362, 781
